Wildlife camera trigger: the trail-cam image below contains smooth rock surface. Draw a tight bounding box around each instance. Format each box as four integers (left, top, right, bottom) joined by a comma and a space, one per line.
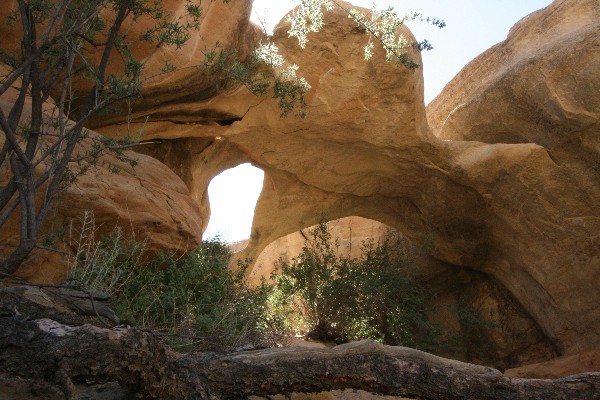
84, 0, 599, 360
0, 68, 203, 283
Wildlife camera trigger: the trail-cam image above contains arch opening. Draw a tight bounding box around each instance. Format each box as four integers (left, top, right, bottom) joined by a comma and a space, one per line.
249, 216, 406, 284
246, 215, 557, 370
203, 163, 264, 245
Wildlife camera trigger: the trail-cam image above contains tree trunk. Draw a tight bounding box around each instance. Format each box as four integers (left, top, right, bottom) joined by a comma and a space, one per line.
1, 287, 598, 400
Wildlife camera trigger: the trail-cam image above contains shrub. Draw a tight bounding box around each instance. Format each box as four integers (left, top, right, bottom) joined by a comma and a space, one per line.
67, 222, 275, 352
66, 215, 445, 353
269, 222, 443, 351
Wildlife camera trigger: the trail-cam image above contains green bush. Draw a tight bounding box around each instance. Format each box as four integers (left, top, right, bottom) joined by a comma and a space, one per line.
269, 222, 443, 351
66, 216, 445, 353
67, 227, 275, 352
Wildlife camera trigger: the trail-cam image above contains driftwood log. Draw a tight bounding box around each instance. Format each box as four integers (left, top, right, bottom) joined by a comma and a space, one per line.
1, 286, 599, 400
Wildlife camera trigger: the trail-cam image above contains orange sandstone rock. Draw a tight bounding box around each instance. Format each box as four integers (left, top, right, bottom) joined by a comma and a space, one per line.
0, 68, 203, 284
90, 1, 599, 359
2, 0, 597, 371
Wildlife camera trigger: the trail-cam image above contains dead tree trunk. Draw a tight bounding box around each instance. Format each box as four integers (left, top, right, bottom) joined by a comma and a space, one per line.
176, 342, 600, 400
0, 287, 599, 400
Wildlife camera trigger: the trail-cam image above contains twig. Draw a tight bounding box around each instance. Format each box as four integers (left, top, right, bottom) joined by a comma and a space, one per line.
88, 290, 111, 328
35, 245, 71, 256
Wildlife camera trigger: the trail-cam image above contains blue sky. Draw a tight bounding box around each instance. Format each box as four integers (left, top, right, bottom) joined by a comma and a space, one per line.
203, 0, 553, 242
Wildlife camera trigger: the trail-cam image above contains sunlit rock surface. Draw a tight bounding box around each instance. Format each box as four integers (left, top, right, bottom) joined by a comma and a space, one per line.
88, 0, 599, 364
2, 0, 598, 375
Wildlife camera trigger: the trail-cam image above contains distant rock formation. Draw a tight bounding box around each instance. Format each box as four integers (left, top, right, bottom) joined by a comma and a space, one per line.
247, 217, 396, 285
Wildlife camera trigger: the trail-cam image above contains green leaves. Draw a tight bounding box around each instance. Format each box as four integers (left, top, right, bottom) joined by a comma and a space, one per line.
67, 231, 276, 352
136, 0, 201, 49
346, 4, 444, 67
270, 221, 443, 349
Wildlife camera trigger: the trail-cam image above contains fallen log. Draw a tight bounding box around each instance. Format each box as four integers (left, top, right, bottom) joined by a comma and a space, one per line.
179, 341, 600, 400
1, 286, 599, 400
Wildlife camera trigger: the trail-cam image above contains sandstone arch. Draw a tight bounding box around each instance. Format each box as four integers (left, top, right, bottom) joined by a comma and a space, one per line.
14, 0, 597, 365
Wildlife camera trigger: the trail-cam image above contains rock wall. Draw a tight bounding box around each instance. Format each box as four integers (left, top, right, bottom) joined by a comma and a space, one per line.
427, 0, 600, 165
81, 0, 600, 361
2, 0, 598, 373
0, 67, 203, 283
425, 0, 600, 355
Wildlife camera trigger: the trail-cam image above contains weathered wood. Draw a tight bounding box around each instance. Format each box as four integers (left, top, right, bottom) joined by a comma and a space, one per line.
1, 287, 599, 400
179, 342, 600, 400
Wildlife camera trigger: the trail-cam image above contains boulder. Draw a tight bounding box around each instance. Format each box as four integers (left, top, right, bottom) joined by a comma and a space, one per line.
0, 142, 204, 284
0, 67, 203, 284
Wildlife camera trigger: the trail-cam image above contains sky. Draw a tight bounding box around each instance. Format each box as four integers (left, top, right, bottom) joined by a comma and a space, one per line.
203, 0, 553, 243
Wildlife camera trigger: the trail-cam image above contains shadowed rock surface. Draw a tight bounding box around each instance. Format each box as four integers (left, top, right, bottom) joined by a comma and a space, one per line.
0, 72, 204, 283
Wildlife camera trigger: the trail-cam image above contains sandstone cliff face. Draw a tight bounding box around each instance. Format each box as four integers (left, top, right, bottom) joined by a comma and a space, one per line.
0, 69, 203, 283
3, 0, 598, 374
427, 0, 600, 167
425, 0, 600, 356
82, 0, 600, 364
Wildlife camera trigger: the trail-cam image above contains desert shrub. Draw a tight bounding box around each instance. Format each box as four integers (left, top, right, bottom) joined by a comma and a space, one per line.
67, 221, 276, 352
269, 222, 443, 351
66, 214, 446, 353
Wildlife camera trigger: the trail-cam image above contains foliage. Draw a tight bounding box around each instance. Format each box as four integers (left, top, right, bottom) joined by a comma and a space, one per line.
269, 222, 444, 351
254, 0, 445, 90
0, 0, 202, 275
453, 300, 501, 364
66, 217, 277, 352
64, 214, 468, 354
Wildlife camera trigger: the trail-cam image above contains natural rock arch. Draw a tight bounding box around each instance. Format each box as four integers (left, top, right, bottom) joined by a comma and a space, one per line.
27, 0, 599, 364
